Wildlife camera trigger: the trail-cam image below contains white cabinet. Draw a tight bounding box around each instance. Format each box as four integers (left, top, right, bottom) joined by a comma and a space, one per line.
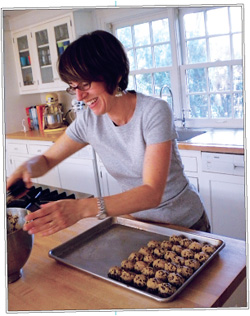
12, 15, 74, 94
6, 139, 61, 187
179, 149, 201, 191
6, 139, 101, 197
179, 149, 246, 240
200, 152, 245, 240
96, 156, 122, 197
57, 146, 101, 197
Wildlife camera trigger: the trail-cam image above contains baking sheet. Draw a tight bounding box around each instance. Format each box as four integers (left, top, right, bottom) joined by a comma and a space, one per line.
49, 217, 225, 302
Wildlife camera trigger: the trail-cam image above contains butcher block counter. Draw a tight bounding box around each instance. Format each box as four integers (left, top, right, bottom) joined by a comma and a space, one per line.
6, 127, 244, 154
8, 217, 246, 311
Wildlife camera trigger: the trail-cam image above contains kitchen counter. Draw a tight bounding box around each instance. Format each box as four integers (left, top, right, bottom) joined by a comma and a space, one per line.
6, 127, 67, 142
178, 128, 244, 154
6, 128, 244, 154
8, 217, 246, 311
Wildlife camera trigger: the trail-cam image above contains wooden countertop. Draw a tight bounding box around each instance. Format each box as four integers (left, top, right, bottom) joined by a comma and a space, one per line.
8, 217, 246, 311
6, 128, 244, 154
6, 127, 67, 142
178, 128, 244, 154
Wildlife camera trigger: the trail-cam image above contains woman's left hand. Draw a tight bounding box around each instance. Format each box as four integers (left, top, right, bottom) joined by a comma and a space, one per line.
23, 199, 84, 236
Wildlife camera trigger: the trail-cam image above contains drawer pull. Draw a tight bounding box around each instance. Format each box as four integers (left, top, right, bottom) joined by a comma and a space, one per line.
233, 164, 244, 169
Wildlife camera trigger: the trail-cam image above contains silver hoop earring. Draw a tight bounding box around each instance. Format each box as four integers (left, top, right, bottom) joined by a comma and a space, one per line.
115, 86, 123, 97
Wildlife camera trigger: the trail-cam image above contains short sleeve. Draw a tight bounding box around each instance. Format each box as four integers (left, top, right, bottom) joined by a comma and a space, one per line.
143, 98, 177, 145
66, 110, 89, 144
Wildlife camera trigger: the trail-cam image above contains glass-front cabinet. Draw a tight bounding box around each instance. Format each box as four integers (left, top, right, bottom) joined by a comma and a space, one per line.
13, 31, 38, 92
12, 15, 74, 94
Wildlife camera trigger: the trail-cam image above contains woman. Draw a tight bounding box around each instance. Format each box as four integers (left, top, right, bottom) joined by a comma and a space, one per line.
7, 30, 210, 236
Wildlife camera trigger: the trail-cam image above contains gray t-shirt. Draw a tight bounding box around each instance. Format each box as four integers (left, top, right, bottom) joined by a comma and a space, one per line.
66, 92, 204, 227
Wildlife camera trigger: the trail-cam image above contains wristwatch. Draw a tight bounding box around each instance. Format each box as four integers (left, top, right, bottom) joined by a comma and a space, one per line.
96, 197, 108, 220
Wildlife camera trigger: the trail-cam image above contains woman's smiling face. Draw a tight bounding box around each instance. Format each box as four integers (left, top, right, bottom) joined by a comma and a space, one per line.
72, 81, 116, 116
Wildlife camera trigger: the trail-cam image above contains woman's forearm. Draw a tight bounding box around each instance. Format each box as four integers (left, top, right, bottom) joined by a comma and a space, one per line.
23, 155, 52, 178
79, 184, 163, 219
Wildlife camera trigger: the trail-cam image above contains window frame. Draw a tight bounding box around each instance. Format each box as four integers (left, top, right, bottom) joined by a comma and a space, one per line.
178, 6, 243, 128
97, 6, 243, 129
111, 8, 183, 119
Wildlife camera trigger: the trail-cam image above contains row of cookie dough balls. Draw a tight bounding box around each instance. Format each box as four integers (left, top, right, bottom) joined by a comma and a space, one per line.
108, 236, 217, 298
108, 266, 180, 297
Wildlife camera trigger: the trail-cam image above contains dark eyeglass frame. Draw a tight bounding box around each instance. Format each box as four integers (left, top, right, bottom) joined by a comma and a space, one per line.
66, 82, 91, 95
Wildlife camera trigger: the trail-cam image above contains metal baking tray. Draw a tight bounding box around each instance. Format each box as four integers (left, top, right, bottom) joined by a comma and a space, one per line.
49, 217, 225, 302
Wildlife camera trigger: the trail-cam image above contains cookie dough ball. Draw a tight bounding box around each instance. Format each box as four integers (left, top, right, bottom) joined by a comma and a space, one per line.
143, 253, 156, 266
133, 274, 148, 290
152, 259, 166, 270
168, 272, 185, 287
120, 270, 136, 284
134, 261, 148, 273
108, 266, 122, 281
184, 259, 201, 270
177, 265, 194, 279
189, 241, 202, 252
139, 246, 152, 256
146, 277, 162, 294
172, 255, 185, 266
141, 266, 155, 278
164, 262, 177, 273
164, 250, 177, 262
155, 269, 169, 282
158, 283, 177, 298
147, 240, 161, 249
169, 235, 184, 245
181, 248, 195, 259
153, 247, 166, 258
172, 245, 183, 255
179, 238, 192, 248
194, 251, 210, 263
128, 252, 144, 262
202, 244, 216, 255
121, 259, 134, 271
161, 240, 173, 250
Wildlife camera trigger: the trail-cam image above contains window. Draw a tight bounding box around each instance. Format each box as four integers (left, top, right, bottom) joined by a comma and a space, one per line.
180, 6, 243, 122
111, 6, 243, 127
115, 17, 174, 107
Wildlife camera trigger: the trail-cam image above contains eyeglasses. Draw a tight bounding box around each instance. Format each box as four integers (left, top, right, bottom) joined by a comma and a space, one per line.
66, 82, 91, 95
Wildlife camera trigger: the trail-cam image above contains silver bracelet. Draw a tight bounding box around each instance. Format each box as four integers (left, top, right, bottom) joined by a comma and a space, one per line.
96, 197, 108, 220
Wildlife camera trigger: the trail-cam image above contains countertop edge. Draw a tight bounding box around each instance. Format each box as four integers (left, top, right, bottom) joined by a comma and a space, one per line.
177, 142, 244, 154
5, 129, 244, 154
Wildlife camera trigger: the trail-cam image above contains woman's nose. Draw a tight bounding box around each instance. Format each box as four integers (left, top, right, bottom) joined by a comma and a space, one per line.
76, 89, 87, 101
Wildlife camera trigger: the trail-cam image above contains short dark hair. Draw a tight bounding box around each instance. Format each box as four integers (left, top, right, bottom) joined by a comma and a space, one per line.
58, 30, 129, 94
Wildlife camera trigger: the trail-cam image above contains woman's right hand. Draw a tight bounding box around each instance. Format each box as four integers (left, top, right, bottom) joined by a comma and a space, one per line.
6, 162, 33, 191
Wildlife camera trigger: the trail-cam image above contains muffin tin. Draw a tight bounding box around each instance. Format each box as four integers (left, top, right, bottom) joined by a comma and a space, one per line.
49, 217, 225, 302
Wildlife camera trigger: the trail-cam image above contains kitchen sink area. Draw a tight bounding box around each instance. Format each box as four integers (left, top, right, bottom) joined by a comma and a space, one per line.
176, 128, 207, 142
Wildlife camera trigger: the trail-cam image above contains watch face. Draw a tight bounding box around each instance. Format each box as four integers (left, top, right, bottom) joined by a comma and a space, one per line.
99, 211, 107, 220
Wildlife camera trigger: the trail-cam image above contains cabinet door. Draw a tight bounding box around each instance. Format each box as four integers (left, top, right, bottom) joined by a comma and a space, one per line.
49, 16, 74, 89
36, 168, 61, 188
202, 173, 245, 240
33, 27, 55, 88
58, 159, 99, 197
32, 17, 73, 91
99, 165, 122, 197
13, 31, 38, 93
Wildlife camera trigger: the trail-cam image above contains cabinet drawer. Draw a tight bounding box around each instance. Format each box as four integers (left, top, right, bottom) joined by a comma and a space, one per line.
202, 152, 244, 176
7, 143, 28, 154
181, 156, 198, 172
28, 144, 50, 155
